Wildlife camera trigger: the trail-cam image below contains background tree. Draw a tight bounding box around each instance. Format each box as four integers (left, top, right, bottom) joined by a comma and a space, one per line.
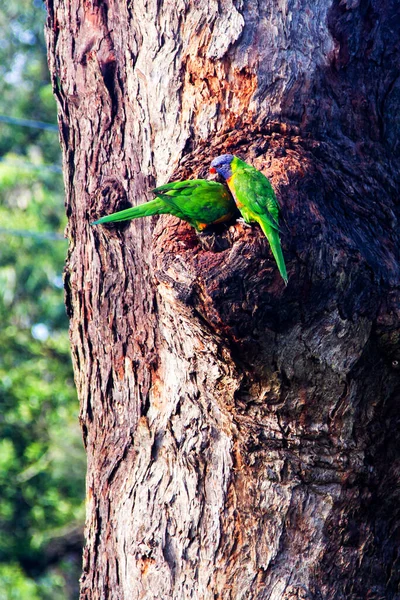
0, 3, 85, 598
45, 0, 400, 599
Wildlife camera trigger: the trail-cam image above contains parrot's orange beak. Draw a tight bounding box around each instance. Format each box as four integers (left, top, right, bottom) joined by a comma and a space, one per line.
210, 167, 217, 174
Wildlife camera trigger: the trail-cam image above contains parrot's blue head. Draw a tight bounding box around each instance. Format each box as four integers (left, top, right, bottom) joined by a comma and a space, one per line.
210, 154, 234, 180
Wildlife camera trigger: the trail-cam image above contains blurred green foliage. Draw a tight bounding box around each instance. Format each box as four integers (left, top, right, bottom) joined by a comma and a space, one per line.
0, 2, 85, 599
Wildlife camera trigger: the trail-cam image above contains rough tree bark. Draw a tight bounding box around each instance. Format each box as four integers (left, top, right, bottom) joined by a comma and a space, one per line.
45, 1, 400, 598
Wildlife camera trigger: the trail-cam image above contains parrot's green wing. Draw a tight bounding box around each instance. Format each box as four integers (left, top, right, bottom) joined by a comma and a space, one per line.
228, 157, 287, 284
92, 179, 236, 231
229, 159, 280, 231
153, 179, 236, 230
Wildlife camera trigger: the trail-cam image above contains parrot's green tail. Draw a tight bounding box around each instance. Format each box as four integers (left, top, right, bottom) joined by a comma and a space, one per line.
258, 217, 288, 285
91, 198, 167, 225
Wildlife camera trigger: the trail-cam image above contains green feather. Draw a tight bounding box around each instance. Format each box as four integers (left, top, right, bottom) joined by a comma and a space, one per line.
257, 216, 288, 285
91, 198, 167, 225
227, 156, 288, 284
92, 179, 236, 231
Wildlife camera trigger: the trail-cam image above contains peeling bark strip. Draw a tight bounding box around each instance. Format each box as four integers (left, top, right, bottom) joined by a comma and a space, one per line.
45, 0, 400, 599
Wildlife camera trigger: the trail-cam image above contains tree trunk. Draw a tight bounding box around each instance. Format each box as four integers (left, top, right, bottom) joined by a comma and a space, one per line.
45, 1, 400, 598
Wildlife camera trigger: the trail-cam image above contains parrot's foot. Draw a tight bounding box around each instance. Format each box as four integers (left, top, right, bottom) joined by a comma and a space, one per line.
237, 218, 253, 228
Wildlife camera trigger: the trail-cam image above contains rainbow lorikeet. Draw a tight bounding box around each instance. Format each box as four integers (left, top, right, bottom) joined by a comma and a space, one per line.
210, 154, 288, 284
91, 179, 236, 232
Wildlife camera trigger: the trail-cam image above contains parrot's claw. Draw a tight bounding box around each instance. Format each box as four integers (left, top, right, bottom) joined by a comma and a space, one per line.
237, 218, 253, 228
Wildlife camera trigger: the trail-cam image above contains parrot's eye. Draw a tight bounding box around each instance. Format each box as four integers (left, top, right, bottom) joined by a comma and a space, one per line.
392, 359, 399, 368
210, 167, 217, 174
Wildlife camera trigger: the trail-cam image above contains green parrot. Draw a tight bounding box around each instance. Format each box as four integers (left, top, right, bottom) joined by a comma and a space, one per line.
91, 179, 237, 232
210, 154, 288, 284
